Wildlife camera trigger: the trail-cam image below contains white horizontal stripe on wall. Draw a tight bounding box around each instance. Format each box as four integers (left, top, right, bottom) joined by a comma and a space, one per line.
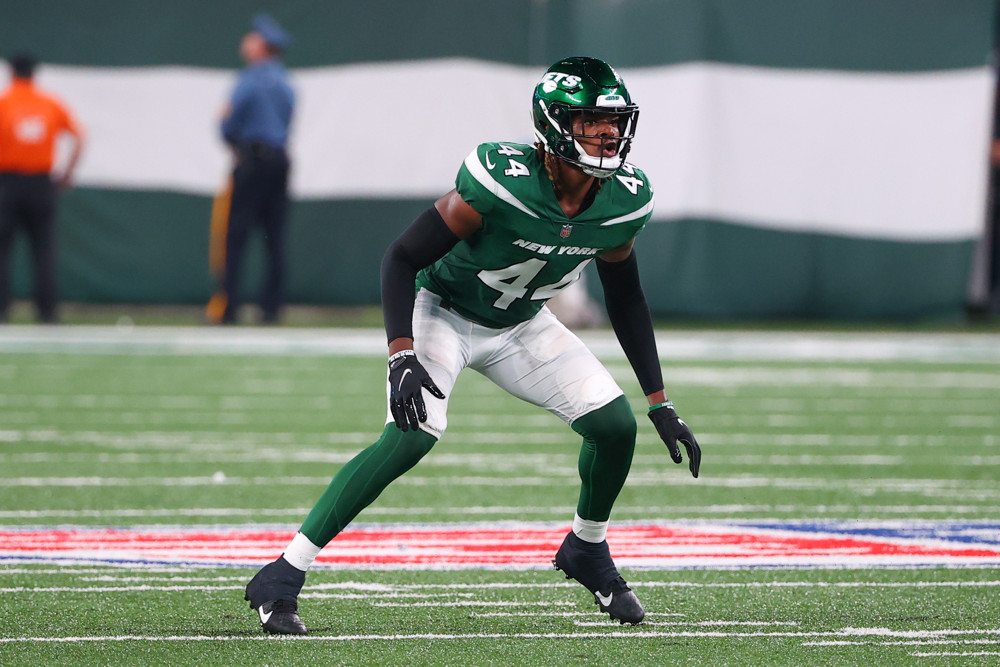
21, 59, 993, 241
628, 64, 994, 241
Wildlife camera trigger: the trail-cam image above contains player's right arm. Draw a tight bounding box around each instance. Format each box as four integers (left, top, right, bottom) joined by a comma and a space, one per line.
380, 191, 482, 430
434, 189, 483, 241
383, 191, 481, 354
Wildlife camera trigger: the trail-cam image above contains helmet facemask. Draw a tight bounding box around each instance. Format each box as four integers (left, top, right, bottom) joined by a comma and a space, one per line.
536, 103, 639, 179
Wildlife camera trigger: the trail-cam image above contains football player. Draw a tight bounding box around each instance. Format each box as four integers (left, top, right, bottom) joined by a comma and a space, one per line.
245, 56, 701, 634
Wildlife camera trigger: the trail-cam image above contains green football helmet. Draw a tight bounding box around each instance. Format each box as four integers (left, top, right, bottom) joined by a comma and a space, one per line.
532, 56, 639, 178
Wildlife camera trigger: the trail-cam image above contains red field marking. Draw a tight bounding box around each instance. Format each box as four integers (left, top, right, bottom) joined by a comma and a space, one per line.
2, 523, 999, 569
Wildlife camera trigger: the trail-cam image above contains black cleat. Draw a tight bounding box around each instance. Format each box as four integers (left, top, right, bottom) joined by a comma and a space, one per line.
593, 576, 645, 625
553, 531, 645, 625
252, 598, 307, 635
245, 556, 308, 635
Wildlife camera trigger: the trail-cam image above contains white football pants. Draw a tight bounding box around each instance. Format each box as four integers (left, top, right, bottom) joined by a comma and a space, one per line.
385, 288, 625, 439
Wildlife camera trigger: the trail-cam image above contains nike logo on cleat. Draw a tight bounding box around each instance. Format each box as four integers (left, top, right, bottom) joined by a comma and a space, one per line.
258, 607, 273, 624
595, 591, 613, 607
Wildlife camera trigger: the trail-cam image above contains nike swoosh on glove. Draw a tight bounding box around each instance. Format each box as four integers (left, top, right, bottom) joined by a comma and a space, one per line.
648, 405, 701, 478
388, 353, 445, 431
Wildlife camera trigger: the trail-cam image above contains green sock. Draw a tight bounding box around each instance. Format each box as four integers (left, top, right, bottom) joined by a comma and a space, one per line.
299, 424, 437, 546
571, 395, 637, 523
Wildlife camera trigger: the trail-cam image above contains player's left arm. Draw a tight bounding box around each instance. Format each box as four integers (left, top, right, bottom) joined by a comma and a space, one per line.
596, 241, 701, 478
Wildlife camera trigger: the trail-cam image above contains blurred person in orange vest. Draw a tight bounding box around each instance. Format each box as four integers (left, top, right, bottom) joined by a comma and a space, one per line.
0, 53, 84, 324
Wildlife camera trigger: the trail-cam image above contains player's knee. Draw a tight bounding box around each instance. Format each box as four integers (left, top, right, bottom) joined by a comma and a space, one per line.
383, 425, 439, 469
399, 430, 437, 465
572, 395, 637, 451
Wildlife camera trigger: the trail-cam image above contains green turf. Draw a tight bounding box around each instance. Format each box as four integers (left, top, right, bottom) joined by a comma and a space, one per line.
2, 567, 998, 665
1, 332, 999, 664
2, 352, 997, 523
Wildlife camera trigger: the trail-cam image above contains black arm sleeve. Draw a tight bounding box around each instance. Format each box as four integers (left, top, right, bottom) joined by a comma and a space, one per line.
380, 206, 461, 343
595, 249, 665, 396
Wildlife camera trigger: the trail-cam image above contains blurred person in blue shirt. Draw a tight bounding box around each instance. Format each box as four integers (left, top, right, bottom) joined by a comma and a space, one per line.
208, 14, 295, 325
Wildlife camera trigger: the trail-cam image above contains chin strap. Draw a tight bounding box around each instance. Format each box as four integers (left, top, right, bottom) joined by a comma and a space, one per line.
572, 140, 623, 178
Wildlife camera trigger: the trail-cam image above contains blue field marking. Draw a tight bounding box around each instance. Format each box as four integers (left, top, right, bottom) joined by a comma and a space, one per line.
734, 520, 1000, 546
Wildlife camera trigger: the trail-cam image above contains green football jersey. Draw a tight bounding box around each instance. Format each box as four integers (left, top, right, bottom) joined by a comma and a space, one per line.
416, 141, 655, 328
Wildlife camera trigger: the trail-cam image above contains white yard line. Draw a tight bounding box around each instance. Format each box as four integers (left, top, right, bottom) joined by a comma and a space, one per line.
574, 620, 800, 627
305, 592, 477, 600
5, 581, 999, 594
628, 366, 1000, 390
0, 508, 312, 518
468, 611, 687, 618
2, 628, 1000, 644
910, 651, 1000, 657
8, 451, 1000, 467
0, 567, 197, 575
807, 639, 1000, 646
81, 575, 246, 582
3, 504, 1000, 520
2, 475, 999, 499
0, 585, 244, 593
370, 601, 576, 608
0, 326, 998, 363
4, 393, 1000, 412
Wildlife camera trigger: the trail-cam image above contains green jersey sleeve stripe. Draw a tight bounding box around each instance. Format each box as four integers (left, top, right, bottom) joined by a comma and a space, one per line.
600, 198, 656, 226
462, 149, 540, 219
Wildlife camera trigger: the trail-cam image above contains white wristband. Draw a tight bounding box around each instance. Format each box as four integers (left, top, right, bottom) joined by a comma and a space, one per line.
388, 349, 416, 365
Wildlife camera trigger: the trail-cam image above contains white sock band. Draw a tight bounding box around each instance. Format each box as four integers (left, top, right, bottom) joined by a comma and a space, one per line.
572, 513, 609, 543
282, 532, 321, 572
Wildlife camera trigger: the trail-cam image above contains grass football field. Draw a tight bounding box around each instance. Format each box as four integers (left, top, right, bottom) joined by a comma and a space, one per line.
1, 326, 998, 665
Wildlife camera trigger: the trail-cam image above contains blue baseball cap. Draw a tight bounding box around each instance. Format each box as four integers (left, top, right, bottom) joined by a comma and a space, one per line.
252, 13, 292, 51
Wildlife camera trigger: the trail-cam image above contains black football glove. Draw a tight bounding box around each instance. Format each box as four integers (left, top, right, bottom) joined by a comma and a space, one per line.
648, 403, 701, 478
388, 351, 445, 432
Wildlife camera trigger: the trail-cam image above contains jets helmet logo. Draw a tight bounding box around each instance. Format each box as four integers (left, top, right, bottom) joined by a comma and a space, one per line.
540, 72, 582, 94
